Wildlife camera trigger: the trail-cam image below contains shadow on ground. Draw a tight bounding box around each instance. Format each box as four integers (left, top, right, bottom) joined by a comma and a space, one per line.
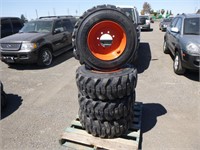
184, 70, 199, 81
139, 103, 167, 149
1, 94, 23, 120
136, 42, 152, 74
7, 50, 74, 70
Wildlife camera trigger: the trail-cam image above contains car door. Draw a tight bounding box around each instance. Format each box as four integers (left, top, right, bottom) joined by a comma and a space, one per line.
62, 19, 74, 48
52, 20, 67, 51
171, 18, 182, 55
166, 18, 178, 52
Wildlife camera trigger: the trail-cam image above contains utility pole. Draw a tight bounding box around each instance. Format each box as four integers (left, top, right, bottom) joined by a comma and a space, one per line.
35, 9, 38, 19
53, 8, 56, 16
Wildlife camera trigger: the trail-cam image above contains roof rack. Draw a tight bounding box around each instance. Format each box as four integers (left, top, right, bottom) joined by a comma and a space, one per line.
39, 15, 73, 19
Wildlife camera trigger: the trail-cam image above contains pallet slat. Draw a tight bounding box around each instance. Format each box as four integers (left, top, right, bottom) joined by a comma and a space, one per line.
61, 131, 138, 150
60, 102, 142, 150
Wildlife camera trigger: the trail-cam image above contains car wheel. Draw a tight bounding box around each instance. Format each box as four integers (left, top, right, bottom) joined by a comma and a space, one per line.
37, 48, 53, 67
173, 51, 185, 75
163, 40, 170, 54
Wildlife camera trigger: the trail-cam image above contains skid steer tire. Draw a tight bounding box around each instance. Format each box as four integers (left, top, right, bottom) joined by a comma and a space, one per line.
1, 82, 6, 108
79, 92, 135, 121
1, 91, 6, 108
79, 109, 133, 138
73, 5, 138, 71
76, 65, 137, 100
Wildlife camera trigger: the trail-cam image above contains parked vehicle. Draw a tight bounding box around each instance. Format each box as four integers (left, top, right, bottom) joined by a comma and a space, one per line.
139, 15, 151, 30
0, 17, 24, 38
163, 13, 200, 74
0, 16, 77, 67
118, 6, 141, 49
159, 18, 173, 31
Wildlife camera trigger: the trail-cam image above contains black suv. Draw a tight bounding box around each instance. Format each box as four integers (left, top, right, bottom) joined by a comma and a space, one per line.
0, 17, 24, 38
163, 13, 200, 74
0, 16, 76, 67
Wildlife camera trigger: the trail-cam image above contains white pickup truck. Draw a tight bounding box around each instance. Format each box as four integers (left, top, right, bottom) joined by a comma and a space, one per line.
100, 5, 141, 49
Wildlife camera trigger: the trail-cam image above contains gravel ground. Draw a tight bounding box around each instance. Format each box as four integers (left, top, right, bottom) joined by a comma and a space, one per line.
0, 22, 200, 150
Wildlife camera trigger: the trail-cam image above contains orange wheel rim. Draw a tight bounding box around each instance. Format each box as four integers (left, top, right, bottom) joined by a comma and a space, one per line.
87, 20, 127, 61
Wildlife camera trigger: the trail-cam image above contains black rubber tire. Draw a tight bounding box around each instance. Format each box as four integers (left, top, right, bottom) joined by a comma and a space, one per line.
163, 40, 170, 54
76, 65, 137, 100
1, 81, 3, 91
1, 82, 6, 108
173, 51, 185, 75
1, 91, 6, 108
37, 47, 53, 67
73, 5, 138, 71
131, 50, 138, 66
79, 109, 133, 138
79, 92, 135, 121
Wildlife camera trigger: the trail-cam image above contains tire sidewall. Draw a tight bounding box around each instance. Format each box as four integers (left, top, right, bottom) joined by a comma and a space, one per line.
78, 65, 137, 79
1, 91, 6, 108
76, 8, 137, 70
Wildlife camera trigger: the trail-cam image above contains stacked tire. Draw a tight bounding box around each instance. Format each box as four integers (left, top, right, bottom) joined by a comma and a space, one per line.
73, 5, 138, 138
1, 81, 7, 108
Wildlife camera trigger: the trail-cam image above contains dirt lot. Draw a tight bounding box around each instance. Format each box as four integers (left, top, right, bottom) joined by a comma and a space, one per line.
1, 22, 200, 150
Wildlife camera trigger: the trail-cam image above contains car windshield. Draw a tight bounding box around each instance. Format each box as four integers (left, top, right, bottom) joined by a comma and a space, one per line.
184, 18, 200, 35
20, 21, 53, 33
121, 8, 136, 22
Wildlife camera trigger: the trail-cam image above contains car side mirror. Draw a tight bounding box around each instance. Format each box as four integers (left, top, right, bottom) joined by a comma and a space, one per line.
54, 28, 61, 34
171, 27, 179, 33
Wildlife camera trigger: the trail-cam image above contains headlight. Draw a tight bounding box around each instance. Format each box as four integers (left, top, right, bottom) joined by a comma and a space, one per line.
186, 43, 200, 55
21, 42, 37, 50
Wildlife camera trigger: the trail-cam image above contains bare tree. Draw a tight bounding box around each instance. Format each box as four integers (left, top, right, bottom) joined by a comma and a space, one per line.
140, 10, 145, 15
142, 2, 151, 14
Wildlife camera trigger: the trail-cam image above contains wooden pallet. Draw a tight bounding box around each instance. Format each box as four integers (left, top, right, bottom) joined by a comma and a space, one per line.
60, 102, 142, 150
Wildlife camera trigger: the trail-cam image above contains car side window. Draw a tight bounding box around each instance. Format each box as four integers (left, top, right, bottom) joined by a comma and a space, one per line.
54, 20, 64, 33
170, 18, 178, 27
175, 18, 182, 32
63, 19, 73, 33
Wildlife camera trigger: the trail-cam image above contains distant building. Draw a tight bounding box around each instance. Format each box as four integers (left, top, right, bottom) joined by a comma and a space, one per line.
197, 9, 200, 14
